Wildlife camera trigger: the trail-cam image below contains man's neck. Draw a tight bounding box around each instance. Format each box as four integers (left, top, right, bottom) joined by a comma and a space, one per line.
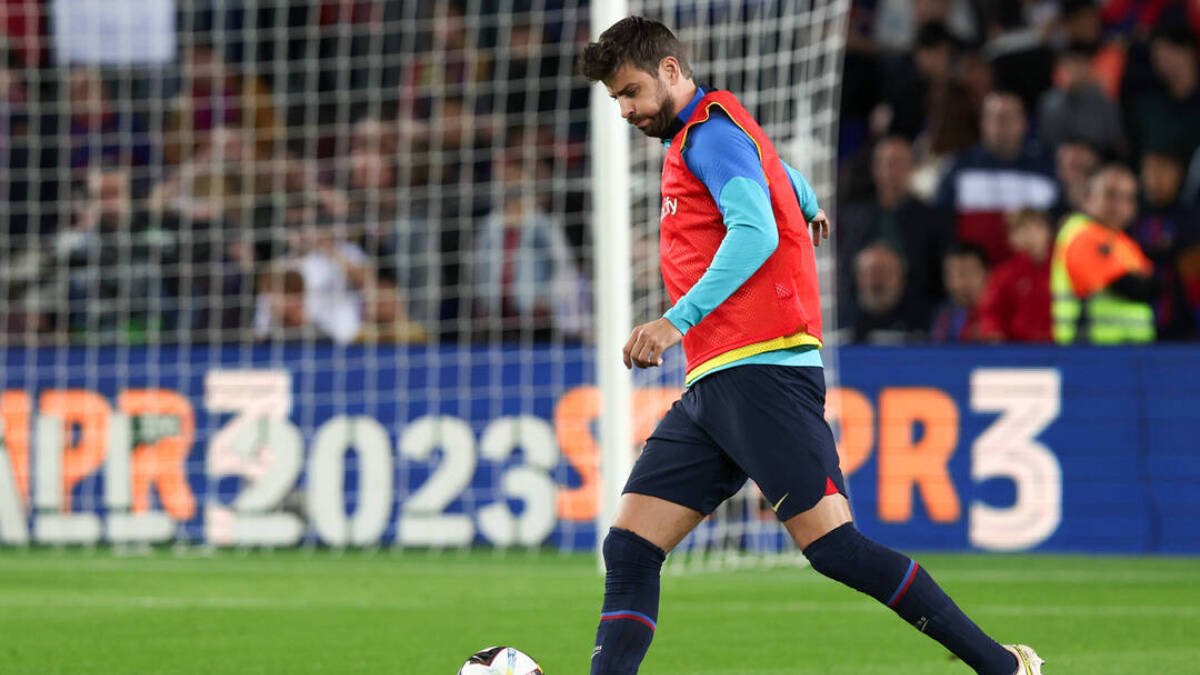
877, 189, 906, 211
1086, 212, 1121, 230
656, 82, 702, 140
1168, 69, 1198, 99
674, 81, 699, 118
988, 145, 1022, 162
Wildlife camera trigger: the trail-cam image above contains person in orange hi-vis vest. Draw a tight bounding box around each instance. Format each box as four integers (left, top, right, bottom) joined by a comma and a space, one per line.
1052, 164, 1156, 344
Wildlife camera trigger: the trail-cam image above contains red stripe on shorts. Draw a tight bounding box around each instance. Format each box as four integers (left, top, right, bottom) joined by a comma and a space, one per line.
824, 476, 839, 496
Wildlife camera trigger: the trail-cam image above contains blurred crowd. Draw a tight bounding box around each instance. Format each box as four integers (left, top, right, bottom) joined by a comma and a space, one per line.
2, 0, 1199, 348
1, 2, 590, 346
838, 0, 1200, 344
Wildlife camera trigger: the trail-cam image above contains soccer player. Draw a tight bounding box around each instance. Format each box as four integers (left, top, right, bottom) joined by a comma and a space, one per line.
578, 17, 1044, 675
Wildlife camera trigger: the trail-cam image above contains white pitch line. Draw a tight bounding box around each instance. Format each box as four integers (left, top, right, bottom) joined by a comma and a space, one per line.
0, 556, 1196, 584
2, 594, 1198, 619
685, 599, 1200, 619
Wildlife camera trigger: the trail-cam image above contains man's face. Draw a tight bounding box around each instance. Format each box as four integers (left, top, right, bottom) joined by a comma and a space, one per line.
872, 139, 913, 199
89, 170, 131, 225
980, 94, 1027, 160
944, 254, 987, 309
186, 47, 223, 88
1086, 169, 1138, 230
1151, 40, 1196, 88
1056, 142, 1099, 185
1008, 217, 1051, 260
855, 245, 905, 314
1141, 153, 1183, 207
604, 62, 676, 138
914, 43, 951, 80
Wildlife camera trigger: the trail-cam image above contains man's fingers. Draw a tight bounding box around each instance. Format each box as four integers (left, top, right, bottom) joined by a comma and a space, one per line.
810, 217, 830, 246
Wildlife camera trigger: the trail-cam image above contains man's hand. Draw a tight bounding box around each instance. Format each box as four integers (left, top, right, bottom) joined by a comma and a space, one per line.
623, 318, 683, 369
809, 209, 830, 247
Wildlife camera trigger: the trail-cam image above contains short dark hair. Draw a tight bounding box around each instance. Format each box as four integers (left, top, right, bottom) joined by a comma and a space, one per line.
1150, 22, 1197, 49
915, 22, 958, 51
1087, 161, 1135, 186
945, 242, 990, 269
578, 16, 692, 82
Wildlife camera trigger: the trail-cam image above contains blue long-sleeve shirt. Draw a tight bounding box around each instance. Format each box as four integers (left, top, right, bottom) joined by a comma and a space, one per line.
661, 88, 823, 381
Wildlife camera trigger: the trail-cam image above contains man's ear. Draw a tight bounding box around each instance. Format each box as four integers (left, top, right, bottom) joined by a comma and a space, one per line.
660, 57, 679, 84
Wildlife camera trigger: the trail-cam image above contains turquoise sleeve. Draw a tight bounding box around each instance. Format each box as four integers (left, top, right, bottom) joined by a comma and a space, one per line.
663, 176, 778, 334
782, 161, 820, 221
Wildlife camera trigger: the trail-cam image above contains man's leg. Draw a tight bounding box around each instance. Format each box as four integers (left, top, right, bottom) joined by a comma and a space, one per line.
784, 495, 1021, 675
590, 393, 745, 675
590, 493, 703, 675
691, 366, 1026, 675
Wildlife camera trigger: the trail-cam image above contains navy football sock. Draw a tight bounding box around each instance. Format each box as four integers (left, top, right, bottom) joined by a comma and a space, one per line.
591, 527, 666, 675
803, 524, 1018, 675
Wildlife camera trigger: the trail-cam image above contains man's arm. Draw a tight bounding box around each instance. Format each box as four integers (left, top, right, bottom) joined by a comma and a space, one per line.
781, 160, 820, 222
663, 112, 792, 335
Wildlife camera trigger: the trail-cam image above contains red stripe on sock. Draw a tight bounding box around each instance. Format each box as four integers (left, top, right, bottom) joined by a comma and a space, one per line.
887, 561, 920, 608
600, 612, 656, 632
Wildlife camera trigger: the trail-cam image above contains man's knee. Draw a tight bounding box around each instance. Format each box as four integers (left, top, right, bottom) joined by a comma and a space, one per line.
783, 493, 853, 549
603, 527, 666, 572
612, 493, 703, 553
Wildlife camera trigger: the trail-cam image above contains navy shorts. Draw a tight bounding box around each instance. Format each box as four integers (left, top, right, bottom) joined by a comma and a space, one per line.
623, 365, 846, 522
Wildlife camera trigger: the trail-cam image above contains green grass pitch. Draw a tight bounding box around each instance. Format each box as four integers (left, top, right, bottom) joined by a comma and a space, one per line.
0, 549, 1197, 674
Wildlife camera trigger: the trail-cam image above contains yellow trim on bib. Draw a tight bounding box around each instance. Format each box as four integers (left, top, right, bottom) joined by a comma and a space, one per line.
684, 331, 822, 386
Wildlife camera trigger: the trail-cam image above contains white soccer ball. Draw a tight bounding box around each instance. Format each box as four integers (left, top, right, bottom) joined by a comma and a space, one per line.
457, 646, 543, 675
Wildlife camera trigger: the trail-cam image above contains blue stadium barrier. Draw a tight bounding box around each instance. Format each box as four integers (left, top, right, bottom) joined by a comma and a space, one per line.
0, 344, 1196, 553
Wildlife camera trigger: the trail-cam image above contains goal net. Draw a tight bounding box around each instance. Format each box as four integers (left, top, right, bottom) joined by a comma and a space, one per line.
0, 0, 847, 561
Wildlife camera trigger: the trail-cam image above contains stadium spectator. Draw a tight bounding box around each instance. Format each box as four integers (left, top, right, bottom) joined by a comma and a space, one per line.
839, 2, 884, 164
1052, 164, 1156, 344
1179, 239, 1200, 332
1130, 150, 1200, 339
930, 243, 989, 343
150, 125, 347, 224
253, 264, 309, 341
1101, 0, 1200, 38
1, 41, 32, 235
1052, 139, 1103, 221
981, 2, 1056, 117
978, 209, 1054, 343
498, 18, 567, 116
871, 0, 979, 53
872, 22, 981, 201
164, 38, 280, 165
1058, 0, 1127, 99
838, 136, 951, 330
467, 144, 587, 342
878, 22, 978, 153
343, 116, 439, 334
149, 126, 255, 222
399, 2, 491, 121
1038, 42, 1123, 154
846, 241, 925, 345
935, 90, 1059, 264
254, 217, 422, 345
56, 168, 174, 342
1123, 23, 1200, 162
66, 67, 154, 179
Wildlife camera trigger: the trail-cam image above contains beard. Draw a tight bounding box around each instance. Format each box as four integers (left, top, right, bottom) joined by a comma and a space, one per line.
629, 80, 678, 138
